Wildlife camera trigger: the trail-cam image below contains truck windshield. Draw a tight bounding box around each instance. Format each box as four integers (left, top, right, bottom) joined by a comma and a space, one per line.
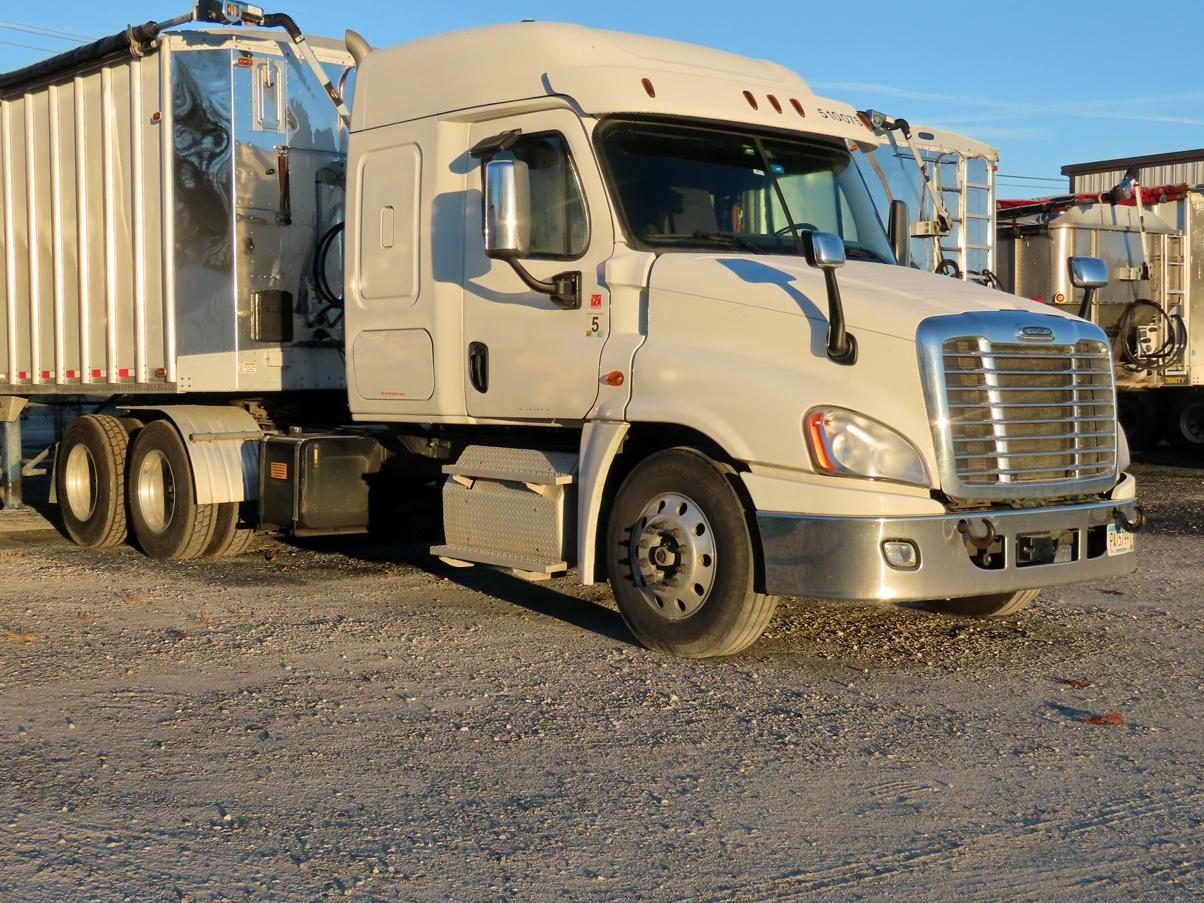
596, 119, 894, 262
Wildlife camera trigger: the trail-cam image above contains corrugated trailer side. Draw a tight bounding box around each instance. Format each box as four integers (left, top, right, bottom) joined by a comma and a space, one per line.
0, 44, 172, 391
0, 28, 351, 397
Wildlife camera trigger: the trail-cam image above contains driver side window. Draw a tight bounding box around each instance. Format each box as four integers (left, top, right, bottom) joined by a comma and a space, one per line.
493, 134, 589, 259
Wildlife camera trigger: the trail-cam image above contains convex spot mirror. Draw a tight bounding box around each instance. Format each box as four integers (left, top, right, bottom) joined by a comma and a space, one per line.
484, 158, 531, 259
1068, 256, 1109, 289
803, 230, 846, 270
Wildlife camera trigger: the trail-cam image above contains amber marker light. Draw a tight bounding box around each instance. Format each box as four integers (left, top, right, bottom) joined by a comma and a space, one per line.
605, 371, 625, 387
806, 411, 835, 472
641, 77, 656, 98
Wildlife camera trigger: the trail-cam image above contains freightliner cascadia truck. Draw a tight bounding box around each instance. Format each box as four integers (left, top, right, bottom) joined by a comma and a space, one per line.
0, 3, 1141, 657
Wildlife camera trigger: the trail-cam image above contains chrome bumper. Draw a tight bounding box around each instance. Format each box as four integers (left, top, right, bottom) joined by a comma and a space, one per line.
757, 499, 1139, 601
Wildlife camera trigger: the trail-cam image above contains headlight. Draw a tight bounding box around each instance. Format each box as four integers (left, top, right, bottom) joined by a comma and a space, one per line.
805, 407, 930, 486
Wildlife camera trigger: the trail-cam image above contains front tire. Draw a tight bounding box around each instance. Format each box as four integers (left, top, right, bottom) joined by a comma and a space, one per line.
127, 421, 216, 560
605, 448, 777, 658
923, 589, 1039, 618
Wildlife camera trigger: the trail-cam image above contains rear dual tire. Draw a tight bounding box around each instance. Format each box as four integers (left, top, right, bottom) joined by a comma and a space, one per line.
126, 421, 216, 561
57, 415, 137, 548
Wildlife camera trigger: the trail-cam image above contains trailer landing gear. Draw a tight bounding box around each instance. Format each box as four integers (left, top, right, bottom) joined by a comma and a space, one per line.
0, 397, 28, 510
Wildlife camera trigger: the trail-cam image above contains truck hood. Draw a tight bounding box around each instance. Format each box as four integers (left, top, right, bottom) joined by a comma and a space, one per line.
647, 254, 1073, 340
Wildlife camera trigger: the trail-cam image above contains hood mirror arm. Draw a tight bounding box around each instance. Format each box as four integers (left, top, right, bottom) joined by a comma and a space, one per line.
1068, 256, 1109, 321
802, 231, 857, 366
497, 256, 581, 310
821, 268, 857, 365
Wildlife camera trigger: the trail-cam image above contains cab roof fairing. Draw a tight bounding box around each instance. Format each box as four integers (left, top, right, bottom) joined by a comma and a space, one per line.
349, 21, 881, 145
906, 123, 999, 162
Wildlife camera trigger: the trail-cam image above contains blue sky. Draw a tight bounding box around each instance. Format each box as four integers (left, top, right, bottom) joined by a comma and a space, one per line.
3, 0, 1201, 196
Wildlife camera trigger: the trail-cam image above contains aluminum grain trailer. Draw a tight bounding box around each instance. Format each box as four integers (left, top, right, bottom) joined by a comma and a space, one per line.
0, 16, 351, 514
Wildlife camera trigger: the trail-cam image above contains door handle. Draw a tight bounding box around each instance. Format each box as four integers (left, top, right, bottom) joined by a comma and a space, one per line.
468, 342, 488, 393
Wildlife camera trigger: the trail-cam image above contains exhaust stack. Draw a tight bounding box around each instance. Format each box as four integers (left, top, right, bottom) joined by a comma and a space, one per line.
345, 30, 372, 66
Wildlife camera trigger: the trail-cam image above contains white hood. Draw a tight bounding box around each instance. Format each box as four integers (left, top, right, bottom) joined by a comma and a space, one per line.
647, 253, 1075, 341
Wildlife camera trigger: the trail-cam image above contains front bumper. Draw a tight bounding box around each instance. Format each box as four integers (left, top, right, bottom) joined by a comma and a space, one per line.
757, 497, 1139, 601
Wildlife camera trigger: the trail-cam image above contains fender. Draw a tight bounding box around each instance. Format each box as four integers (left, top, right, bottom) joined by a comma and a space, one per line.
121, 405, 262, 505
576, 420, 629, 585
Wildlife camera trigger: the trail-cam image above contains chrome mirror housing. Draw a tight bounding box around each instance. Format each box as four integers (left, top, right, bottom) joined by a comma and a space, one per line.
803, 230, 847, 270
483, 158, 531, 259
1068, 256, 1109, 289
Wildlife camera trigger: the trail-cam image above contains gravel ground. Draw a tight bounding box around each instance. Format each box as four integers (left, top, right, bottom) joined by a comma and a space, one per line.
0, 453, 1200, 902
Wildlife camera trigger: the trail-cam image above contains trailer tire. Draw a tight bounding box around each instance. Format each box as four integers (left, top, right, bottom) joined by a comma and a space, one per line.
923, 588, 1039, 618
203, 503, 257, 558
1167, 392, 1204, 453
127, 421, 216, 560
1117, 392, 1161, 452
57, 415, 135, 549
605, 448, 777, 658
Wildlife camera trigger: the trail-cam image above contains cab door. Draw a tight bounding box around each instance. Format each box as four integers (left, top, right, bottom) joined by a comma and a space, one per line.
463, 111, 614, 420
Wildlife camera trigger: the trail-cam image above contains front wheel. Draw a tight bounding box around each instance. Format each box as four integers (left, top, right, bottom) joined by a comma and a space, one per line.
605, 448, 777, 658
923, 589, 1039, 618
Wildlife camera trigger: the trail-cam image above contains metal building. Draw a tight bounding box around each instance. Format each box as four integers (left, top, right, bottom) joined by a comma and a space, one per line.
1063, 148, 1204, 195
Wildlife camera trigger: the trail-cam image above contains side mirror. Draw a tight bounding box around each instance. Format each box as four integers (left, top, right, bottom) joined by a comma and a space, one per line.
1068, 256, 1108, 289
483, 158, 531, 259
887, 199, 911, 269
1069, 256, 1108, 321
802, 230, 846, 270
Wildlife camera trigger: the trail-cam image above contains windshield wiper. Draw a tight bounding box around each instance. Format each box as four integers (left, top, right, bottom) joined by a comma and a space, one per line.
646, 232, 768, 254
844, 246, 890, 264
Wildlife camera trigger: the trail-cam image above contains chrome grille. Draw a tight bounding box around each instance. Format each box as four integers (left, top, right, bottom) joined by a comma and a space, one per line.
941, 337, 1116, 491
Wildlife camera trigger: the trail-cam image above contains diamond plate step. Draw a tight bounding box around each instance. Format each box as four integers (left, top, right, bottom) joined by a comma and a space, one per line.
431, 544, 567, 576
442, 446, 577, 486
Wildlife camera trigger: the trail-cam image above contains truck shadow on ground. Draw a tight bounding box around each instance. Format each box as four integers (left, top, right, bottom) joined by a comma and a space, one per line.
287, 534, 640, 648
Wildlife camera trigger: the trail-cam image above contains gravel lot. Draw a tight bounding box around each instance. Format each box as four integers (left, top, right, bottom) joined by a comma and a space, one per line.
0, 451, 1200, 901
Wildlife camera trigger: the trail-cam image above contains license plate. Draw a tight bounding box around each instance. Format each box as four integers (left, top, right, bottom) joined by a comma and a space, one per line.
1106, 523, 1134, 557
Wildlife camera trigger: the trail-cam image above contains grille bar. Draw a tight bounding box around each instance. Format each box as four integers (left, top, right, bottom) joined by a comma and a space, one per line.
957, 463, 1115, 478
942, 350, 1111, 361
953, 429, 1114, 444
948, 401, 1115, 411
956, 445, 1117, 462
948, 383, 1112, 394
946, 367, 1111, 376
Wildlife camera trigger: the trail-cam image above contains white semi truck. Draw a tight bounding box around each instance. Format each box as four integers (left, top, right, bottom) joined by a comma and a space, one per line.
0, 4, 1140, 657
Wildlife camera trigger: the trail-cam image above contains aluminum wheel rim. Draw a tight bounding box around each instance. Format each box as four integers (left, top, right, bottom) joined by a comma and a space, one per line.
629, 492, 716, 620
63, 443, 98, 521
136, 449, 175, 535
